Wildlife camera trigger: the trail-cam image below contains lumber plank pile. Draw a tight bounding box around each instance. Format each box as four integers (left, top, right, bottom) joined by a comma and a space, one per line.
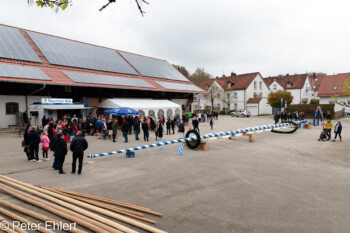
0, 175, 166, 233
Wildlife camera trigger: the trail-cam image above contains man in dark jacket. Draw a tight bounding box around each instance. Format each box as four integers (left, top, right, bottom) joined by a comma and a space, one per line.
122, 120, 129, 142
70, 131, 88, 174
53, 130, 68, 174
28, 126, 41, 162
134, 117, 141, 140
192, 117, 199, 132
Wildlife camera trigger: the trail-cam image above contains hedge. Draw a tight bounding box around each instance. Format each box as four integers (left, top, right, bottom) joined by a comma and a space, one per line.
285, 104, 334, 118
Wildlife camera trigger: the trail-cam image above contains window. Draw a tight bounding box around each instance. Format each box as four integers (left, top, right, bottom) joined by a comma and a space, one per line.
313, 85, 316, 89
273, 84, 277, 90
259, 81, 262, 90
315, 78, 318, 81
217, 103, 221, 108
65, 86, 72, 93
287, 82, 292, 88
348, 101, 350, 105
216, 93, 221, 99
234, 92, 237, 97
329, 101, 335, 104
226, 94, 230, 99
333, 86, 338, 90
6, 102, 19, 115
227, 82, 232, 88
254, 81, 257, 90
234, 103, 237, 109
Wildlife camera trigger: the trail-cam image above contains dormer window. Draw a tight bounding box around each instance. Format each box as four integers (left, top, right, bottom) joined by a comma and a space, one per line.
287, 82, 292, 88
227, 82, 233, 88
313, 85, 316, 89
333, 86, 338, 90
315, 78, 318, 82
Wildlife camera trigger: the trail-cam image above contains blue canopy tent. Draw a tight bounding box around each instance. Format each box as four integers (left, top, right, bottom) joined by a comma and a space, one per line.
104, 107, 139, 116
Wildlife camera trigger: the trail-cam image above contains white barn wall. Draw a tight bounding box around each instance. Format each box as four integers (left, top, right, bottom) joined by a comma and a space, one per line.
0, 95, 47, 128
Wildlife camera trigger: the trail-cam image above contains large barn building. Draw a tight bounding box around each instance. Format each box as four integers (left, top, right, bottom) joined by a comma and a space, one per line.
0, 24, 205, 128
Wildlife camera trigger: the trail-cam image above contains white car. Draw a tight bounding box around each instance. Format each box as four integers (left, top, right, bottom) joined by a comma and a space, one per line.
231, 109, 251, 118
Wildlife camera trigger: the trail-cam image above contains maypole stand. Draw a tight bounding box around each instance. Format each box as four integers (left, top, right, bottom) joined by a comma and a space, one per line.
126, 151, 135, 158
183, 141, 209, 151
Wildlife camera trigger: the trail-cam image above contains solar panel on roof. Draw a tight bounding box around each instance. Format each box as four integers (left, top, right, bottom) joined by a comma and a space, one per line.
0, 63, 51, 81
155, 81, 203, 92
27, 31, 138, 75
0, 25, 41, 63
63, 71, 155, 89
119, 52, 189, 82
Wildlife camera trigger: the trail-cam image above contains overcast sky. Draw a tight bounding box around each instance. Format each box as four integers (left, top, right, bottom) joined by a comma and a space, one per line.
1, 0, 350, 77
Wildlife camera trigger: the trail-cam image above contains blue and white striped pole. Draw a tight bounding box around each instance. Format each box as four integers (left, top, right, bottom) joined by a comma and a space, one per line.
87, 120, 307, 158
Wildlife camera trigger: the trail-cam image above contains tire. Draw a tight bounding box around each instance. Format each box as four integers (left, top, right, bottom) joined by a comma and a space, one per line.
185, 129, 201, 149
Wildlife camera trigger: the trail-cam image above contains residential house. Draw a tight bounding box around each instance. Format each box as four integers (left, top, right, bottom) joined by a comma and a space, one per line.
318, 73, 350, 115
196, 72, 272, 115
264, 74, 312, 104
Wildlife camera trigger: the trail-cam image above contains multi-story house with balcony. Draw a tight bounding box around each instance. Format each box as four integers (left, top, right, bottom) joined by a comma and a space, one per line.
263, 74, 313, 104
195, 72, 272, 115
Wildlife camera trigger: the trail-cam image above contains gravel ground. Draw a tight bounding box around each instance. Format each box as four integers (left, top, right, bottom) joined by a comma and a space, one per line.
0, 115, 349, 233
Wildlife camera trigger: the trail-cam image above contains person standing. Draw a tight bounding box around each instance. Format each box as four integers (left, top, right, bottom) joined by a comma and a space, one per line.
166, 118, 171, 135
23, 126, 31, 160
157, 121, 163, 140
23, 110, 29, 127
112, 118, 118, 142
274, 112, 280, 124
28, 126, 41, 162
41, 115, 47, 127
41, 131, 50, 161
121, 119, 129, 143
171, 118, 175, 134
102, 118, 108, 140
53, 130, 68, 174
134, 117, 141, 140
78, 118, 86, 137
324, 118, 333, 141
209, 117, 214, 130
70, 131, 88, 174
178, 121, 185, 138
333, 121, 342, 142
192, 116, 199, 132
142, 119, 150, 141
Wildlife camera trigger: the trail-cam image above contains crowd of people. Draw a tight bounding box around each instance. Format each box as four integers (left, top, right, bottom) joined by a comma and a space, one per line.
23, 114, 90, 174
21, 111, 218, 174
273, 111, 306, 124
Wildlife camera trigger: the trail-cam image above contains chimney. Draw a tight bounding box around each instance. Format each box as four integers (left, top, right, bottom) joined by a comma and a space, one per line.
313, 73, 316, 78
286, 73, 289, 76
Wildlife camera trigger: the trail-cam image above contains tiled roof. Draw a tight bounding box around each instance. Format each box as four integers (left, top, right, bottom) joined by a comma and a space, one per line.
318, 73, 350, 97
198, 72, 260, 90
309, 73, 326, 91
0, 23, 206, 94
247, 98, 262, 103
264, 74, 308, 89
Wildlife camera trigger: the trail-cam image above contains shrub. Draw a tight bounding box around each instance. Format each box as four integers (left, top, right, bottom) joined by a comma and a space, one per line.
285, 104, 334, 118
309, 99, 319, 104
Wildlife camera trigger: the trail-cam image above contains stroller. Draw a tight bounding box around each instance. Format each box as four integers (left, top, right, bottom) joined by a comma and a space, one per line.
318, 128, 328, 141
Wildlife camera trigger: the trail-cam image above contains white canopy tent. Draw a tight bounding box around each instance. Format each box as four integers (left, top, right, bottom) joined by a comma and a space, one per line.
95, 98, 182, 118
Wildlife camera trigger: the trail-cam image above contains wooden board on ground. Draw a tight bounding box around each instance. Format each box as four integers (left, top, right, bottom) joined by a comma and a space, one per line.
183, 141, 209, 151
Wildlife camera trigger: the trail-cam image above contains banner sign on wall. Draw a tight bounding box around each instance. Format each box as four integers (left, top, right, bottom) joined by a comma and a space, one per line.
41, 98, 73, 104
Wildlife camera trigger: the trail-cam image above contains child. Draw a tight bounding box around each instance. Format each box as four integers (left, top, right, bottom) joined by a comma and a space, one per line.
41, 131, 50, 161
333, 121, 342, 142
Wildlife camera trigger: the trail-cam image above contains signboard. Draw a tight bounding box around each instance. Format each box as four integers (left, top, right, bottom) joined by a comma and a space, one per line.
197, 94, 201, 107
41, 98, 73, 104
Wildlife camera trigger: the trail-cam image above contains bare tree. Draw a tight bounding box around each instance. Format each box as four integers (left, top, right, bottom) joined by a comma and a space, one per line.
30, 0, 149, 15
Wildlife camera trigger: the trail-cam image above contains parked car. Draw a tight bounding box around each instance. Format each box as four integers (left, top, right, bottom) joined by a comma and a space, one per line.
231, 109, 251, 118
